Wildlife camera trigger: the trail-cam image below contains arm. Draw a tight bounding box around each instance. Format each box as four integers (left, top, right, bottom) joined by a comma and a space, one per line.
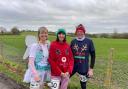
28, 44, 40, 81
90, 51, 95, 69
89, 39, 96, 69
29, 57, 37, 75
67, 47, 74, 75
88, 40, 96, 77
48, 43, 62, 76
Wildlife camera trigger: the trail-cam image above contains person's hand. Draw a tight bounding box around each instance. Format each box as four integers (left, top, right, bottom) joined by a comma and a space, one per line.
61, 72, 69, 77
87, 68, 93, 78
76, 72, 79, 77
65, 72, 69, 77
61, 72, 65, 77
34, 74, 40, 82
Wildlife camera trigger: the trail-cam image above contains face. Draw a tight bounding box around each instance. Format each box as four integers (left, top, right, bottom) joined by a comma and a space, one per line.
39, 30, 48, 41
58, 33, 65, 42
76, 30, 85, 39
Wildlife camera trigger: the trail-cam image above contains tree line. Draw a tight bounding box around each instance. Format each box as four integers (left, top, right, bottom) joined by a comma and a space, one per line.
0, 27, 20, 35
0, 26, 128, 39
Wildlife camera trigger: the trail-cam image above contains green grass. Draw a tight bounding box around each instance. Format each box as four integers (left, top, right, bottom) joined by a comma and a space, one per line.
93, 38, 128, 60
0, 32, 128, 89
0, 55, 28, 87
0, 35, 25, 53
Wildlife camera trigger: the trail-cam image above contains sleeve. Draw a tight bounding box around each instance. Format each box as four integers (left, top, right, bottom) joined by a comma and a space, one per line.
28, 44, 38, 75
29, 58, 38, 75
90, 51, 95, 69
67, 47, 74, 75
70, 40, 73, 48
70, 39, 75, 54
29, 44, 37, 58
48, 43, 62, 75
89, 40, 95, 52
89, 40, 96, 69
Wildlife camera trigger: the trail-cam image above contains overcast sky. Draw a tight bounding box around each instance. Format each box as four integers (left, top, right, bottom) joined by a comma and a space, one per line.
0, 0, 128, 33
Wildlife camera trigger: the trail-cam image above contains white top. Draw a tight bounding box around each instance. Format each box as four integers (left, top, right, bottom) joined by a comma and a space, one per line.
29, 43, 49, 66
23, 42, 50, 83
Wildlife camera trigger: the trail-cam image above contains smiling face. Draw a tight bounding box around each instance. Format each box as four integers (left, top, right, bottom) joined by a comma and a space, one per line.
58, 32, 65, 42
76, 30, 85, 39
38, 27, 48, 42
56, 29, 66, 42
75, 24, 86, 39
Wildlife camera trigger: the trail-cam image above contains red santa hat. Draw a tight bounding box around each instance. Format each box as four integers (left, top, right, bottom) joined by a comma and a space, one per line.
75, 24, 86, 34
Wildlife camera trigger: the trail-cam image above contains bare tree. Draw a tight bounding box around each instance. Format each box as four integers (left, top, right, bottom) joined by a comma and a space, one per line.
11, 27, 20, 35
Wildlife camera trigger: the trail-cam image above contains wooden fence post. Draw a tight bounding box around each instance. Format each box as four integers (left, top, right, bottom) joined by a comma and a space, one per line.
104, 48, 114, 89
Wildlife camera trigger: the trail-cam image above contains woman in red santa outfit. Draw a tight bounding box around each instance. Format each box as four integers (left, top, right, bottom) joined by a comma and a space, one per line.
48, 28, 74, 89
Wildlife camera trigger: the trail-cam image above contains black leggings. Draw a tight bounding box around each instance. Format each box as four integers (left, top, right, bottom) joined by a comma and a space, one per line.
70, 71, 87, 89
80, 81, 87, 89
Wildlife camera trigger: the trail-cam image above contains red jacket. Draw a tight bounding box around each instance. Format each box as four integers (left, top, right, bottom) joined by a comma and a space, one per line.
48, 41, 74, 76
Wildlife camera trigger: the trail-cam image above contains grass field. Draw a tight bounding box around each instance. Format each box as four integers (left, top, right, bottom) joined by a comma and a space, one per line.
0, 32, 128, 89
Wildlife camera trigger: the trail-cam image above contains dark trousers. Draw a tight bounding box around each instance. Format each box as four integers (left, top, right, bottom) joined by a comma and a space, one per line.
80, 81, 87, 89
70, 70, 87, 89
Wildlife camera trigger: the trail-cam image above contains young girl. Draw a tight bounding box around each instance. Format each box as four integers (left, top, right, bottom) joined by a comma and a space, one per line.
23, 27, 50, 89
48, 28, 74, 89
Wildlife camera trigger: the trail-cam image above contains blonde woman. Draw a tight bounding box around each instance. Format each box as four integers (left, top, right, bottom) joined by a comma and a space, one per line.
23, 27, 50, 89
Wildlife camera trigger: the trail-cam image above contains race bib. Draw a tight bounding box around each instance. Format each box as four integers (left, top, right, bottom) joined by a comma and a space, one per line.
79, 74, 88, 82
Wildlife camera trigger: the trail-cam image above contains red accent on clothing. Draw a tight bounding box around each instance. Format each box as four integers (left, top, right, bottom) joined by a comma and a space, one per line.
48, 41, 74, 76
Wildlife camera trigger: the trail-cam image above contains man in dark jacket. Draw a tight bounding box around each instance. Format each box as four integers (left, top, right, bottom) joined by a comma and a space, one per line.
70, 24, 96, 89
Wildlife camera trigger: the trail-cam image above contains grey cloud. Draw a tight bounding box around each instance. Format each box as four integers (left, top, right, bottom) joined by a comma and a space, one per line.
0, 0, 128, 33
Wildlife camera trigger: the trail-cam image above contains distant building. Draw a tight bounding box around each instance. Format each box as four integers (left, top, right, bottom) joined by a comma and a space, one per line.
0, 27, 7, 33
